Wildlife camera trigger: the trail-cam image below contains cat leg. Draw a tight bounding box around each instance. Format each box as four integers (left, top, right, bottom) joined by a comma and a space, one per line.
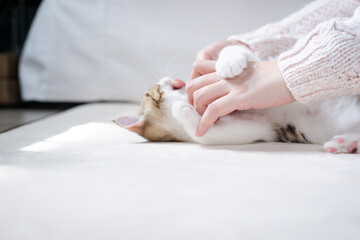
323, 133, 360, 154
198, 115, 275, 145
216, 45, 259, 79
172, 101, 201, 141
172, 101, 274, 145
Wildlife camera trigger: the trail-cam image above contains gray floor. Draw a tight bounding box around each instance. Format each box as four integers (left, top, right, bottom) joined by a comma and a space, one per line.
0, 108, 61, 133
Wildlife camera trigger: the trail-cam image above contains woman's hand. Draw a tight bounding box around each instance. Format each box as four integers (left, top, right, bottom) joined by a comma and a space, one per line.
190, 39, 247, 79
186, 60, 295, 137
171, 39, 246, 89
194, 39, 246, 61
171, 39, 295, 137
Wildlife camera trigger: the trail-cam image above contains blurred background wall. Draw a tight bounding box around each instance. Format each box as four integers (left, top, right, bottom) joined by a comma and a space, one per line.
0, 0, 41, 106
1, 0, 313, 105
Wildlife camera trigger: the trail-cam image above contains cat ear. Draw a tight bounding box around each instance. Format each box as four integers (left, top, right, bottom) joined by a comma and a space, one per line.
114, 116, 146, 135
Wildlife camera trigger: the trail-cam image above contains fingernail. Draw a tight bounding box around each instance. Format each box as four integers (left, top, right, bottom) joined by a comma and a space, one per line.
173, 78, 181, 84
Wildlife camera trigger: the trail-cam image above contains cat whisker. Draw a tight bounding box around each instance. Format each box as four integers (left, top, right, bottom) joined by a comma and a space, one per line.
164, 53, 183, 77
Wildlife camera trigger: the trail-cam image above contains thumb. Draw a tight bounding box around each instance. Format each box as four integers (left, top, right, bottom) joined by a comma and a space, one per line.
171, 78, 186, 89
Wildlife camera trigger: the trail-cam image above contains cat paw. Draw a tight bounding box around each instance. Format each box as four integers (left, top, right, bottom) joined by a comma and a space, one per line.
216, 54, 246, 79
323, 136, 358, 154
172, 101, 200, 126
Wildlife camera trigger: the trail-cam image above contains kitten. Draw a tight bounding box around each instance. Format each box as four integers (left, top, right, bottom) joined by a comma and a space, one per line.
115, 45, 360, 154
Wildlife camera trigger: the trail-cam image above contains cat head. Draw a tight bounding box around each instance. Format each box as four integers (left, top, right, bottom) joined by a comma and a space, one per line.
115, 77, 189, 142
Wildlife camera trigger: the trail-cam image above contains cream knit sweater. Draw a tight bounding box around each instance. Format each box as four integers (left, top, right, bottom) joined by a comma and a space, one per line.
229, 0, 360, 103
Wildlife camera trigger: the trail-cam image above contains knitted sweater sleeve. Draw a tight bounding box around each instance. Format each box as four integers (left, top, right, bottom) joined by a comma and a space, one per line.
278, 8, 360, 103
228, 0, 360, 60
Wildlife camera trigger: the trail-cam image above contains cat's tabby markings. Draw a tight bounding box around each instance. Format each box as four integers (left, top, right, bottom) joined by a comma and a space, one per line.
275, 124, 311, 144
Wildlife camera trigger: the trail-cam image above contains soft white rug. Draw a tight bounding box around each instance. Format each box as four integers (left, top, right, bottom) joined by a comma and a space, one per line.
1, 103, 359, 240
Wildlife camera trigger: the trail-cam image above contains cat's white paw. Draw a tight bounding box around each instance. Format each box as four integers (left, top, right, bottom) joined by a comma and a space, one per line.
216, 45, 258, 79
216, 54, 246, 79
172, 101, 200, 127
172, 101, 200, 123
323, 135, 359, 154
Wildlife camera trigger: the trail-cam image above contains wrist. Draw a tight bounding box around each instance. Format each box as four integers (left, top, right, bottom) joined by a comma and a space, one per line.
274, 60, 295, 104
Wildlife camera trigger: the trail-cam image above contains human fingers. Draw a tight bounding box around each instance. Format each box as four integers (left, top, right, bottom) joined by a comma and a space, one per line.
196, 93, 237, 137
195, 40, 228, 61
186, 72, 221, 105
193, 80, 229, 115
171, 78, 185, 89
196, 48, 211, 61
195, 39, 243, 61
190, 60, 216, 80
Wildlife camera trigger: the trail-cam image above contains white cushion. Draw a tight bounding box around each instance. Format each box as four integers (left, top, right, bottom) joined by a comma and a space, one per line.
19, 0, 312, 102
1, 103, 359, 239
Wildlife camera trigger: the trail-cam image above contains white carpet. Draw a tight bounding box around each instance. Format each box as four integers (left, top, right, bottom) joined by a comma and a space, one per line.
1, 103, 359, 240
